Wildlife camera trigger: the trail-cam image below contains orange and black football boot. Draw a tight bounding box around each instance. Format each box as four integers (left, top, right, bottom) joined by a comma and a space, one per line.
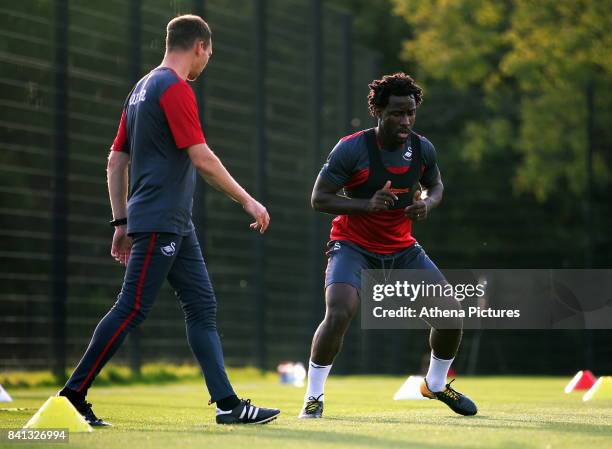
420, 379, 477, 416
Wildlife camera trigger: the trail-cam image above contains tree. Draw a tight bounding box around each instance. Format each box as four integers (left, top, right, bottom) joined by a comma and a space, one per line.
392, 0, 612, 200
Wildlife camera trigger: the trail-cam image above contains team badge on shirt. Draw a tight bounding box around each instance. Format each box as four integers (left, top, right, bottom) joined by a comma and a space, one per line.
403, 146, 413, 161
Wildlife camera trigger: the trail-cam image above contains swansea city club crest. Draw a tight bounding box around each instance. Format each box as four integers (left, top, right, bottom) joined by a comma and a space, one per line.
403, 146, 412, 161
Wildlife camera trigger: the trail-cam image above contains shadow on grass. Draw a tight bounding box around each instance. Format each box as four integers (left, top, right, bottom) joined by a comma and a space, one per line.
482, 416, 612, 435
325, 413, 611, 437
127, 426, 512, 449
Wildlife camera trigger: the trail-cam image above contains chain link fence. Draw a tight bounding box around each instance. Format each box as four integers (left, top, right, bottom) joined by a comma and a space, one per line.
1, 0, 610, 378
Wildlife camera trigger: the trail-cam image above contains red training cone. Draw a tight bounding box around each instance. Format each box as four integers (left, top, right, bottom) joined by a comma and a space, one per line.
564, 370, 597, 393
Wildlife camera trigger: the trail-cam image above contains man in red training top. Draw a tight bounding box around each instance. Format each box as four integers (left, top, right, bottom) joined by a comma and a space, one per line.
299, 73, 477, 419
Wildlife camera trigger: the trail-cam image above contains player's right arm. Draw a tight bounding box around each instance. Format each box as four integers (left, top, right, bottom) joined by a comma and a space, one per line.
311, 137, 398, 215
187, 143, 270, 234
311, 176, 398, 215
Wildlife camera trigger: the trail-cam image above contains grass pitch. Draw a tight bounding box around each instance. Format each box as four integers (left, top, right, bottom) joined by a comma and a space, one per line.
1, 372, 611, 449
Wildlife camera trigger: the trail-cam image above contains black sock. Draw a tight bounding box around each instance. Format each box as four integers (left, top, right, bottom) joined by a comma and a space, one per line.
58, 387, 85, 405
216, 395, 240, 411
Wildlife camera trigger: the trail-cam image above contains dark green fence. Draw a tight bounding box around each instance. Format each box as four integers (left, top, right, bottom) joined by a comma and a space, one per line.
0, 0, 380, 375
1, 0, 610, 378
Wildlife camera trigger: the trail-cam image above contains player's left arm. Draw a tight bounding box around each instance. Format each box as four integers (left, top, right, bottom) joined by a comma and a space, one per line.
405, 138, 444, 221
187, 143, 270, 234
161, 81, 270, 233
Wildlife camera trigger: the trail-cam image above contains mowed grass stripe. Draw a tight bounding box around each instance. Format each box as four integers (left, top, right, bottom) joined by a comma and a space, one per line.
1, 376, 611, 449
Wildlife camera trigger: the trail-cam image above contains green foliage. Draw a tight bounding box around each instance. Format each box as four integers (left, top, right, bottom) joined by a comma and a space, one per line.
393, 0, 612, 200
0, 364, 272, 389
0, 363, 198, 389
395, 0, 509, 88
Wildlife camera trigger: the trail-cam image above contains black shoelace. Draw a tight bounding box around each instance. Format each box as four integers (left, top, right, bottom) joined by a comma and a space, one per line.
78, 401, 99, 421
240, 398, 252, 417
439, 379, 461, 401
304, 394, 323, 413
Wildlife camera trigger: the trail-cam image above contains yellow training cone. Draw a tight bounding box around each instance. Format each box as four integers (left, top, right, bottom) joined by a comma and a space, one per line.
23, 396, 93, 432
583, 376, 612, 402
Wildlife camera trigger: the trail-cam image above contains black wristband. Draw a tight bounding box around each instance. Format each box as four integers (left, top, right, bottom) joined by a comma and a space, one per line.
109, 217, 127, 227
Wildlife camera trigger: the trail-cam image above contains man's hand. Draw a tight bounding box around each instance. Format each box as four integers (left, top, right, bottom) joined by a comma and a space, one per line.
111, 225, 132, 265
367, 180, 399, 213
404, 189, 428, 221
244, 198, 270, 234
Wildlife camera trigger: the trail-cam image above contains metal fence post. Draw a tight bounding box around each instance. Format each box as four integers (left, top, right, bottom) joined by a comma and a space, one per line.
584, 81, 594, 270
51, 0, 69, 383
253, 0, 268, 371
310, 0, 323, 334
341, 12, 353, 135
584, 81, 595, 369
192, 0, 208, 253
128, 0, 142, 376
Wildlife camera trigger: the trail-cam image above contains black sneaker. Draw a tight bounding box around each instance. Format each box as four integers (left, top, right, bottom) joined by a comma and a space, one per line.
57, 391, 112, 427
76, 400, 112, 426
215, 399, 280, 424
420, 379, 477, 416
298, 394, 324, 418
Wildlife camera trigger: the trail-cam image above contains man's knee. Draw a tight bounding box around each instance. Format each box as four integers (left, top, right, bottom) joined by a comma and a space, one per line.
324, 283, 359, 330
427, 294, 464, 330
179, 290, 217, 328
432, 327, 463, 340
112, 294, 145, 317
325, 306, 354, 329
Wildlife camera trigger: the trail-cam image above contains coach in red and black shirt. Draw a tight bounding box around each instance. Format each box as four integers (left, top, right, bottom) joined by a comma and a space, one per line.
111, 65, 206, 235
59, 15, 279, 426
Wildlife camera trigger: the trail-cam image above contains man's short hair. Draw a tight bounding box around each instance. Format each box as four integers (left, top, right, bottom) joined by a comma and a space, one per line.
166, 14, 211, 51
367, 72, 423, 117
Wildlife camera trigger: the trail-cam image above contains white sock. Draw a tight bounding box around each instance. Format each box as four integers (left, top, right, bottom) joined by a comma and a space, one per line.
425, 352, 454, 392
304, 359, 332, 402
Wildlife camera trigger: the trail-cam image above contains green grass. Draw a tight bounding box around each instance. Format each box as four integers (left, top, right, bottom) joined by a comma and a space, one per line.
1, 373, 611, 449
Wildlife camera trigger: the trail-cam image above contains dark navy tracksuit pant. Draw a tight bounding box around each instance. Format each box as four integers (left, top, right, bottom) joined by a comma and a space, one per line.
65, 230, 235, 402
